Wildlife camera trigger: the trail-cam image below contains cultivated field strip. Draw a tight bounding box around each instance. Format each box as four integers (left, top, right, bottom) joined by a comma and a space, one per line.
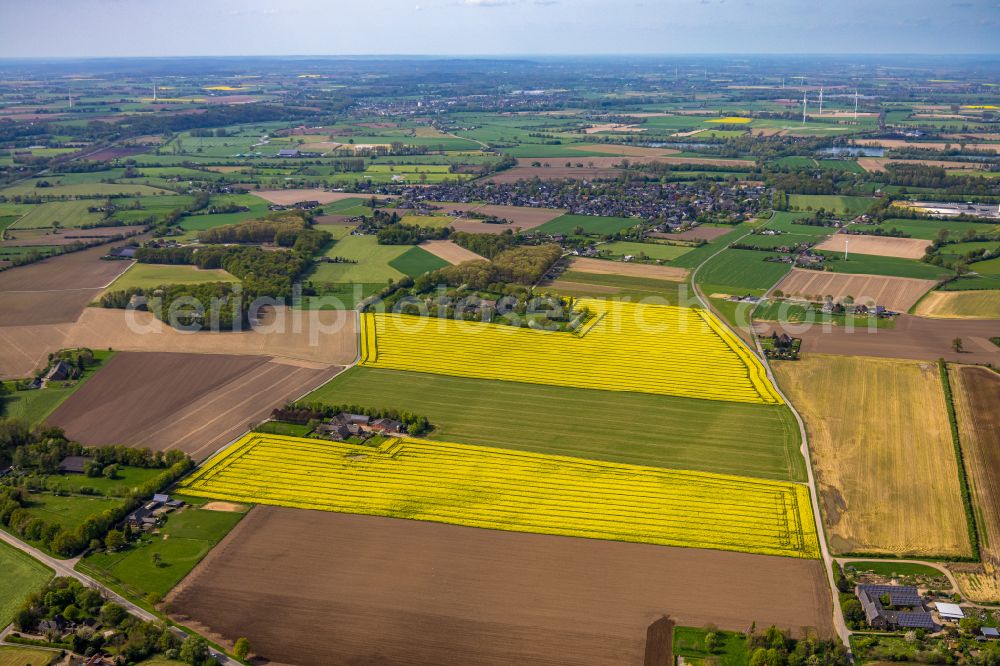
360, 299, 782, 404
182, 434, 820, 558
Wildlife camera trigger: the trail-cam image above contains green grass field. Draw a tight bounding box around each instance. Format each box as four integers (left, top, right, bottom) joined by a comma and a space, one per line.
787, 194, 873, 216
673, 626, 749, 666
104, 264, 238, 291
865, 217, 999, 240
387, 246, 450, 277
670, 223, 753, 269
304, 367, 805, 482
843, 561, 947, 578
41, 466, 164, 497
0, 541, 52, 628
308, 235, 410, 283
1, 181, 170, 198
10, 200, 105, 229
535, 213, 641, 235
0, 646, 58, 666
1, 350, 113, 425
22, 493, 122, 532
79, 505, 246, 599
598, 240, 693, 261
817, 251, 954, 280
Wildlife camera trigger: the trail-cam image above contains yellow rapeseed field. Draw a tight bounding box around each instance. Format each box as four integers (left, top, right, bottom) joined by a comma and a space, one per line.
707, 117, 753, 124
182, 433, 820, 559
360, 299, 782, 404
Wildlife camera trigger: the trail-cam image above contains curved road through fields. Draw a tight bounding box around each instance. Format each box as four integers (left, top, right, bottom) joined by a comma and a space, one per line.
689, 217, 853, 650
0, 529, 242, 666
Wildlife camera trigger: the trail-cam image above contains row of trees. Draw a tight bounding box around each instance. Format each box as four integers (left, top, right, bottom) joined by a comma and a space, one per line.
274, 402, 432, 436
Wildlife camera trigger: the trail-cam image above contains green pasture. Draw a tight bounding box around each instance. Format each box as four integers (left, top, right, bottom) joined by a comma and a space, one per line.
599, 240, 692, 261
105, 264, 238, 291
0, 541, 52, 628
535, 213, 641, 235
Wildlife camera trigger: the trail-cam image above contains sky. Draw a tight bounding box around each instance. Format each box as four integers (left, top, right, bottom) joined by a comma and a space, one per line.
1, 0, 998, 58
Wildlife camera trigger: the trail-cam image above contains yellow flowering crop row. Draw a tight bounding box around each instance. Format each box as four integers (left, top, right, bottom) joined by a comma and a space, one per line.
182, 433, 820, 559
360, 299, 783, 404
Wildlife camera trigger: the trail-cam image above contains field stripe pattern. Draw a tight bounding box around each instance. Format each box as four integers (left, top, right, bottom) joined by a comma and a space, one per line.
360, 299, 782, 404
181, 433, 819, 559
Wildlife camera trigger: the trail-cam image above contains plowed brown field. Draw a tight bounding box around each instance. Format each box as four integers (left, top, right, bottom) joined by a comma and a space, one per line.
774, 269, 935, 312
47, 352, 340, 460
251, 190, 395, 206
167, 508, 833, 666
761, 315, 1000, 365
0, 244, 135, 326
813, 234, 931, 260
774, 354, 971, 558
0, 307, 357, 380
949, 366, 1000, 602
569, 257, 688, 281
418, 240, 483, 264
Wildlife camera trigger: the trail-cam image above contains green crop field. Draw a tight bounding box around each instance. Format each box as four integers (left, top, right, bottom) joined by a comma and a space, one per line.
0, 541, 51, 628
939, 256, 1000, 290
105, 264, 238, 291
1, 181, 171, 198
670, 222, 753, 269
817, 251, 954, 280
696, 249, 792, 294
535, 213, 641, 235
80, 504, 246, 599
10, 200, 105, 229
387, 246, 450, 277
304, 367, 805, 482
599, 240, 693, 261
398, 214, 454, 228
787, 194, 873, 215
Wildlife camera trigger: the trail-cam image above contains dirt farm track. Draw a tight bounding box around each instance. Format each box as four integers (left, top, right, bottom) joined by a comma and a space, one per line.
168, 508, 833, 666
47, 352, 341, 460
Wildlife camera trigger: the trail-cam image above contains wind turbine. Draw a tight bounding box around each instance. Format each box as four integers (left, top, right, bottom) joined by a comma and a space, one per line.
153, 80, 157, 102
802, 91, 808, 125
854, 89, 860, 121
818, 86, 824, 116
844, 237, 850, 261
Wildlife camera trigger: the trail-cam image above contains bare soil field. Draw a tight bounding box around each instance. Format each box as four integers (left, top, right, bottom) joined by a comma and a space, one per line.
774, 354, 971, 558
914, 290, 1000, 320
447, 203, 565, 233
516, 157, 659, 168
47, 352, 340, 460
419, 240, 483, 264
0, 244, 134, 326
649, 227, 732, 242
813, 234, 930, 260
250, 190, 393, 206
481, 166, 624, 183
762, 314, 1000, 365
168, 508, 833, 666
584, 123, 646, 134
569, 257, 688, 281
2, 226, 146, 247
65, 308, 357, 365
856, 139, 999, 153
568, 144, 682, 158
774, 269, 935, 312
0, 307, 357, 380
949, 366, 1000, 602
857, 158, 984, 172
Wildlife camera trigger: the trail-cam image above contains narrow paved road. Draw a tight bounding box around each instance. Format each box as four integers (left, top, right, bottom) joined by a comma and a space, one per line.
0, 529, 242, 665
689, 218, 853, 650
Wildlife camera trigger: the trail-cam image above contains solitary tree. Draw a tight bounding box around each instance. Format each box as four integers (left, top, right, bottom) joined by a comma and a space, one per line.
953, 337, 964, 353
234, 637, 251, 660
